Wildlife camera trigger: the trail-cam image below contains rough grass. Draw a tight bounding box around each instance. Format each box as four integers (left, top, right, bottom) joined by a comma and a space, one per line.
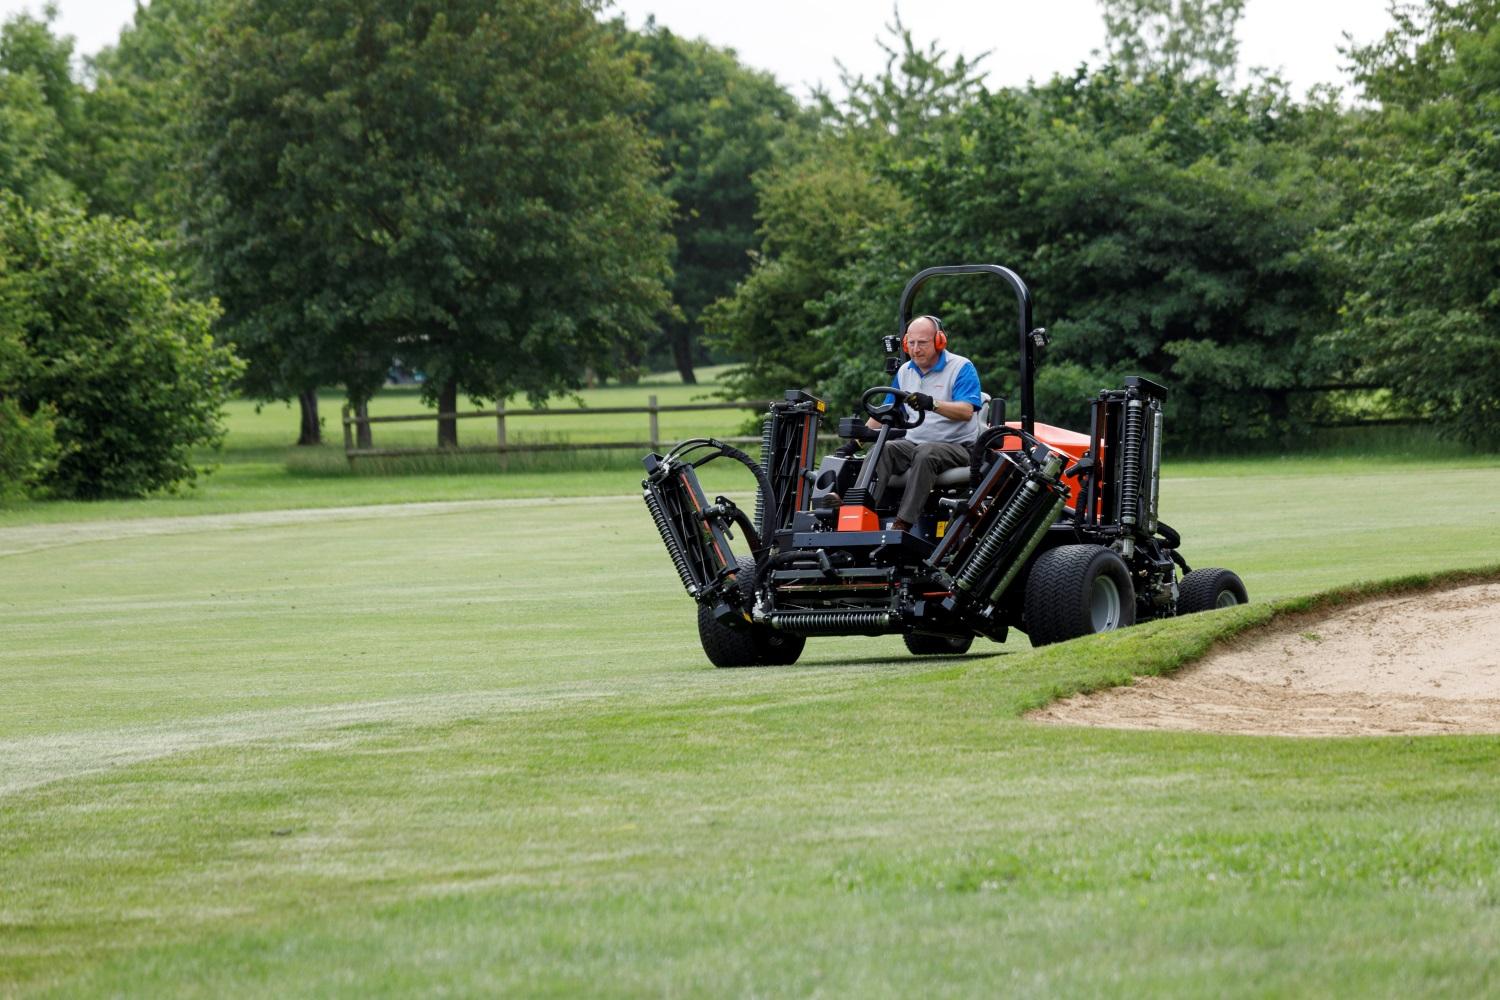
4, 454, 1500, 995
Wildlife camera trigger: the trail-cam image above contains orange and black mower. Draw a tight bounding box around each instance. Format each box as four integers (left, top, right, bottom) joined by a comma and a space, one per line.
642, 264, 1247, 667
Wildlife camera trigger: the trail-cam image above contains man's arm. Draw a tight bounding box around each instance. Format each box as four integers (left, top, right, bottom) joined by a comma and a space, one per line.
939, 360, 981, 422
927, 399, 975, 422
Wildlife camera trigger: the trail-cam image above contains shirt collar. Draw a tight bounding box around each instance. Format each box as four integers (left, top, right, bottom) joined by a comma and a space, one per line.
906, 350, 949, 376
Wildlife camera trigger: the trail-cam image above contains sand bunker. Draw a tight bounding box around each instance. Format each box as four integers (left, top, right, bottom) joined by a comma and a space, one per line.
1031, 582, 1500, 736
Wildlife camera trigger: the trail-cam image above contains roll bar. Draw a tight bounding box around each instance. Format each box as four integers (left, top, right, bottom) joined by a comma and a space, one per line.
896, 264, 1038, 435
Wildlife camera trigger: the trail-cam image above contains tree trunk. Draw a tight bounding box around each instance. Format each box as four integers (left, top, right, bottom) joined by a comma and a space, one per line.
354, 398, 373, 448
670, 329, 697, 385
1269, 389, 1292, 448
296, 388, 321, 446
437, 378, 459, 447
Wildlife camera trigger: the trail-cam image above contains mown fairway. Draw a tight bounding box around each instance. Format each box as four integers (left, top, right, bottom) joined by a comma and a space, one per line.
4, 456, 1500, 995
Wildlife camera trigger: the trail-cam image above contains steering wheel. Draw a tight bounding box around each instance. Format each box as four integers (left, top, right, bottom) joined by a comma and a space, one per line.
860, 386, 926, 429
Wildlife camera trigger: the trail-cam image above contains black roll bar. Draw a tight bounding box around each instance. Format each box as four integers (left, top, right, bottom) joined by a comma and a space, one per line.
896, 264, 1037, 435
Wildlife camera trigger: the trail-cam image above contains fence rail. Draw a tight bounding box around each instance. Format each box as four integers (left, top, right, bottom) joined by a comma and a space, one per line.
340, 396, 837, 463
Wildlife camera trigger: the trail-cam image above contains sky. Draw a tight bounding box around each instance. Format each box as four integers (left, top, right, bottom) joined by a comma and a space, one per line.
2, 0, 1398, 99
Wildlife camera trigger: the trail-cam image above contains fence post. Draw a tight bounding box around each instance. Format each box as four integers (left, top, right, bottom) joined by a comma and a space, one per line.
341, 403, 354, 463
496, 400, 508, 471
648, 394, 660, 452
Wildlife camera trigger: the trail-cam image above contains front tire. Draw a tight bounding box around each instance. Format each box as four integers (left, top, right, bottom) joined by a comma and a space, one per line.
697, 556, 806, 667
903, 633, 974, 656
1177, 568, 1248, 614
1024, 544, 1136, 647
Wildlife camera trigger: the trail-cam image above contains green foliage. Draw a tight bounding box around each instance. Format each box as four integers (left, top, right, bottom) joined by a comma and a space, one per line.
817, 10, 989, 155
0, 326, 59, 498
705, 19, 982, 405
1098, 0, 1246, 85
1324, 0, 1500, 447
79, 0, 223, 243
613, 21, 801, 383
0, 195, 242, 498
0, 6, 82, 206
703, 142, 909, 402
189, 0, 673, 415
802, 70, 1346, 446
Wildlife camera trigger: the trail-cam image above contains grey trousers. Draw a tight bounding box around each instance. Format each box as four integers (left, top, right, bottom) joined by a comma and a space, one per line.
874, 439, 969, 524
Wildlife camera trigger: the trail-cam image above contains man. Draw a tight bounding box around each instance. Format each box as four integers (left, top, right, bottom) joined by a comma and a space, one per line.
859, 315, 983, 533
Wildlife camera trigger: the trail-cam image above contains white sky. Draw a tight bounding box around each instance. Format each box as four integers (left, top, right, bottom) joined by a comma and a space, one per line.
3, 0, 1397, 99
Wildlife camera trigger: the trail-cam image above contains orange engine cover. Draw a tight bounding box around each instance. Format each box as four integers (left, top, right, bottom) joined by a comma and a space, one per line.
1014, 421, 1092, 510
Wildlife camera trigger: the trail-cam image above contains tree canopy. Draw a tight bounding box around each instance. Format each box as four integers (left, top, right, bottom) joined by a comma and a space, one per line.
188, 0, 675, 444
4, 0, 1499, 465
1323, 0, 1500, 445
615, 20, 801, 384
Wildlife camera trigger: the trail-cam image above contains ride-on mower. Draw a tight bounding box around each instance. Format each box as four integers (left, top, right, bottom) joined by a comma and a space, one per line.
642, 264, 1247, 667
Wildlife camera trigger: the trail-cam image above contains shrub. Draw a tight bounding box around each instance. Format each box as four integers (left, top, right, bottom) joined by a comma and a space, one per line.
0, 194, 243, 498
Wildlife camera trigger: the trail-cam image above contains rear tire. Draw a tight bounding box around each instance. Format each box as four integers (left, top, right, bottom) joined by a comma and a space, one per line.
755, 628, 806, 666
1023, 544, 1136, 647
903, 633, 974, 656
696, 556, 805, 667
1177, 568, 1248, 614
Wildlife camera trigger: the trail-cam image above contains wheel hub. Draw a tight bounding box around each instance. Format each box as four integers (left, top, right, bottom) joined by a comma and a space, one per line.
1090, 575, 1122, 631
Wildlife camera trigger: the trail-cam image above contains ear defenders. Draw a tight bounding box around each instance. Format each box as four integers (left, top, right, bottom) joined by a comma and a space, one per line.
902, 314, 947, 355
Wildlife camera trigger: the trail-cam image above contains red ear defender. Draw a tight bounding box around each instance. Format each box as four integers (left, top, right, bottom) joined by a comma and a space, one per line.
902, 315, 947, 355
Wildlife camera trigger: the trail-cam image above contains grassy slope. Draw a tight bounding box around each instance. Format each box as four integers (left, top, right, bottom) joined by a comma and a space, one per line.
5, 451, 1500, 995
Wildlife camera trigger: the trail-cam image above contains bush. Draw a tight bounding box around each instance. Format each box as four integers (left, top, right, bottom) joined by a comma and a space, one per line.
0, 195, 243, 498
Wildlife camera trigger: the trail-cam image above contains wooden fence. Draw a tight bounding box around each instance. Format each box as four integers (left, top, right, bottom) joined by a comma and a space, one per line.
340, 396, 835, 463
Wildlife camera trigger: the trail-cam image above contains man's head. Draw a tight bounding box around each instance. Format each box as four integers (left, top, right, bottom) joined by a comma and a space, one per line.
903, 315, 946, 370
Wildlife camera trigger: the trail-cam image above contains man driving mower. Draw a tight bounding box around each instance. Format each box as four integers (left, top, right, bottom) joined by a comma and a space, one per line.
838, 314, 984, 533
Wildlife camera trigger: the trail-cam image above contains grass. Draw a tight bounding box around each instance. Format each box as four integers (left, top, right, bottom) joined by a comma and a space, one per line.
4, 445, 1500, 994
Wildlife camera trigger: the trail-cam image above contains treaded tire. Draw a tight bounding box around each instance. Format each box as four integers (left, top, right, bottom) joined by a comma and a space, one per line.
755, 628, 806, 666
696, 556, 805, 667
1023, 544, 1136, 647
903, 633, 974, 656
1177, 568, 1248, 614
697, 603, 763, 667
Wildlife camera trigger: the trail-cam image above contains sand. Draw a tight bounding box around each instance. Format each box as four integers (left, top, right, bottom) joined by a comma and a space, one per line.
1029, 582, 1500, 737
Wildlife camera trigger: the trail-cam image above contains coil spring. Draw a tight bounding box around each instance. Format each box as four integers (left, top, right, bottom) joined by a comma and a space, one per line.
1120, 400, 1143, 527
753, 414, 773, 534
954, 478, 1042, 593
769, 611, 891, 633
644, 489, 698, 596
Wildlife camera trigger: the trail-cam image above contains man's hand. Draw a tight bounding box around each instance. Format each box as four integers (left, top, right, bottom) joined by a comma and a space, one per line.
834, 440, 861, 458
907, 391, 935, 411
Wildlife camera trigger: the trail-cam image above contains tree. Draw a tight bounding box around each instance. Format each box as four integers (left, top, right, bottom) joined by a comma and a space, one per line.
703, 140, 908, 403
614, 21, 800, 384
705, 16, 983, 404
812, 70, 1343, 447
190, 0, 674, 447
1326, 0, 1500, 446
1097, 0, 1246, 85
818, 9, 988, 151
79, 0, 223, 238
0, 194, 242, 498
0, 6, 83, 206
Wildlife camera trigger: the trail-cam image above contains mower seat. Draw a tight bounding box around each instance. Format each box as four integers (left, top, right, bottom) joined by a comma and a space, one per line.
885, 465, 971, 491
882, 392, 992, 494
